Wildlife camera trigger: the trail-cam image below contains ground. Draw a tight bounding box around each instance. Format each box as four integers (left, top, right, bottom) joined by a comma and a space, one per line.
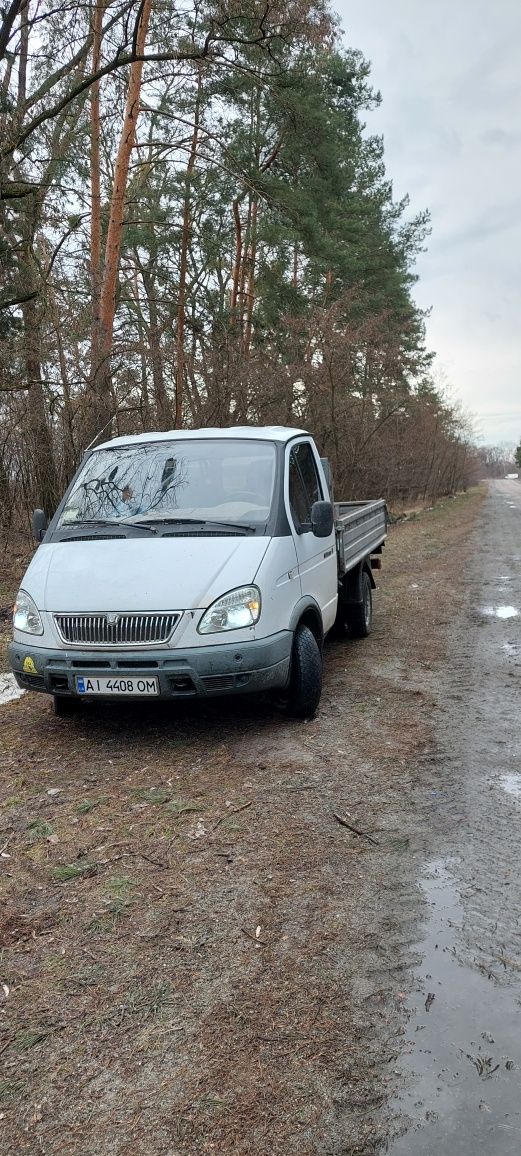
2, 483, 519, 1155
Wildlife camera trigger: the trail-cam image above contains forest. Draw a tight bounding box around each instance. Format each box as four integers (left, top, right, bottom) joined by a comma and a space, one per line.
0, 0, 491, 523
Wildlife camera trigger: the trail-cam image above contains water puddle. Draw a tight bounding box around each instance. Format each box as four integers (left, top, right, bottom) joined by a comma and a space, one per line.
501, 642, 517, 655
0, 672, 25, 705
481, 606, 519, 619
387, 858, 521, 1154
501, 774, 521, 800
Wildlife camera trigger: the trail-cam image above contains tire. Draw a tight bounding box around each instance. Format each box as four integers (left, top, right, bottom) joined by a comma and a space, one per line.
52, 694, 79, 717
276, 623, 323, 719
349, 570, 373, 638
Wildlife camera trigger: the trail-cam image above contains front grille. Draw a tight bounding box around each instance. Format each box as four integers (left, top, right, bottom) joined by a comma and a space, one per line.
54, 613, 181, 648
19, 673, 46, 689
202, 675, 235, 690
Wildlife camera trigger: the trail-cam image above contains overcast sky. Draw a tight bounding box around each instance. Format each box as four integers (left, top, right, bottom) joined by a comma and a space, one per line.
337, 0, 521, 446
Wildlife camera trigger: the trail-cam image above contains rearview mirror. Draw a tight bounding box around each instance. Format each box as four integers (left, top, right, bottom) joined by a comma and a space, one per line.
311, 500, 334, 538
32, 509, 48, 542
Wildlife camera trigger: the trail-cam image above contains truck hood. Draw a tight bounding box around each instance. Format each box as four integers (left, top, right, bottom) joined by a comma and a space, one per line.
22, 536, 270, 613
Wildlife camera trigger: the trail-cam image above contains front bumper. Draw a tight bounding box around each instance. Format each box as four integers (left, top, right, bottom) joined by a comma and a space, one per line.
8, 633, 292, 700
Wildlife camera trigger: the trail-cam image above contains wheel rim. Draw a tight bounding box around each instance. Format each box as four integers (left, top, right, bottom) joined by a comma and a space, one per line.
364, 582, 372, 628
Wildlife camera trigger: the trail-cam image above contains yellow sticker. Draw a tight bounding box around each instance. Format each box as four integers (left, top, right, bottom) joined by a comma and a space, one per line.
23, 656, 37, 675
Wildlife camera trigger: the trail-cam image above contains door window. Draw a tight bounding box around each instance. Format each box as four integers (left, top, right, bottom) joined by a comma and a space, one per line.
288, 443, 322, 532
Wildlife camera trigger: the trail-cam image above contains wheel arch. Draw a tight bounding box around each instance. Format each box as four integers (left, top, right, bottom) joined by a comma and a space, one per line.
339, 556, 375, 604
289, 597, 324, 648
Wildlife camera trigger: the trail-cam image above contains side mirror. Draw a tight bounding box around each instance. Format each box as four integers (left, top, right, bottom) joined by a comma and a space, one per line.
32, 509, 48, 542
311, 500, 334, 538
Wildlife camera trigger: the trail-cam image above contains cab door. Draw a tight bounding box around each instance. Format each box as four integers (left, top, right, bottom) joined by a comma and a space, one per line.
285, 440, 337, 631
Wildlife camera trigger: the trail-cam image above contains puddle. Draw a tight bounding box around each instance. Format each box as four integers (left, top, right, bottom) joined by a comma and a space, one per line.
0, 673, 25, 705
501, 774, 521, 800
387, 858, 521, 1154
501, 642, 517, 655
481, 606, 519, 619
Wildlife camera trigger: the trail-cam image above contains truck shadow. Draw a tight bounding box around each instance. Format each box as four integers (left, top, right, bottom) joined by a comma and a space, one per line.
65, 691, 284, 743
60, 631, 359, 739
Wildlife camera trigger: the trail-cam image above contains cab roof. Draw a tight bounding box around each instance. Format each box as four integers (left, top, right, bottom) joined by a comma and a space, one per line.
95, 426, 309, 451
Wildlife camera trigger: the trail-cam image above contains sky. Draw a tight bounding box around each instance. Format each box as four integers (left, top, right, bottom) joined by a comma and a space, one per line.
337, 0, 521, 446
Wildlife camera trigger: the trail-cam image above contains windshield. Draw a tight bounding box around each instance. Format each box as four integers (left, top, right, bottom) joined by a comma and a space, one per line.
58, 439, 277, 528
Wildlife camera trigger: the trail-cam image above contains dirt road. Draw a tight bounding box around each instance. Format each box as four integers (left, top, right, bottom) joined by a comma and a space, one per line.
1, 482, 520, 1154
387, 478, 521, 1154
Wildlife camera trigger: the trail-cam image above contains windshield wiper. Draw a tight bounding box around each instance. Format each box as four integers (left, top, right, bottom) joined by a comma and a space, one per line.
148, 517, 257, 534
60, 518, 158, 535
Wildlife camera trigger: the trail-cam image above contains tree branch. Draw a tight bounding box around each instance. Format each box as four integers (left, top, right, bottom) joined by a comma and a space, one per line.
0, 0, 24, 62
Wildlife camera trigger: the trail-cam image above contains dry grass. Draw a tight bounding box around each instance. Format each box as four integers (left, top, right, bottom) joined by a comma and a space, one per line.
0, 488, 485, 1155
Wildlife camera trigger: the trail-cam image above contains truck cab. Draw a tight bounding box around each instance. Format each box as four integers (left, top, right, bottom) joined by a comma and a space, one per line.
10, 426, 385, 718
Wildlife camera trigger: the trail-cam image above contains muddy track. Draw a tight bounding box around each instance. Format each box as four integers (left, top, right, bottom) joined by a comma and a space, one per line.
387, 479, 521, 1154
2, 485, 512, 1155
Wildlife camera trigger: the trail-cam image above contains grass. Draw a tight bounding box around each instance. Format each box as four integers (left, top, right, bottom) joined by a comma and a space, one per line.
26, 819, 54, 843
52, 862, 98, 882
111, 981, 174, 1026
15, 1028, 50, 1051
77, 796, 109, 815
104, 874, 134, 913
62, 965, 105, 990
1, 795, 27, 810
0, 1079, 26, 1103
42, 954, 67, 978
132, 787, 172, 805
167, 796, 203, 818
90, 875, 136, 932
218, 818, 243, 832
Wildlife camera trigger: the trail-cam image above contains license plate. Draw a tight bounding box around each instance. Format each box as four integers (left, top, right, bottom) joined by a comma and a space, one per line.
76, 675, 159, 697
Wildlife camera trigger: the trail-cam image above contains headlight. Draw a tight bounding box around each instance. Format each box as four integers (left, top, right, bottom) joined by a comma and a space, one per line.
13, 589, 44, 635
198, 586, 261, 634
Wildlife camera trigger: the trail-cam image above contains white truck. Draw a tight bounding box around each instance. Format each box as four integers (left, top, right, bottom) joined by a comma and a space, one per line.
10, 426, 387, 718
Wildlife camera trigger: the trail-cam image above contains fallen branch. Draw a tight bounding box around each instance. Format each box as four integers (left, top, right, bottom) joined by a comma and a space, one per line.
0, 833, 13, 856
212, 800, 253, 831
284, 784, 317, 791
332, 812, 379, 846
253, 1033, 311, 1042
241, 927, 267, 946
137, 851, 168, 870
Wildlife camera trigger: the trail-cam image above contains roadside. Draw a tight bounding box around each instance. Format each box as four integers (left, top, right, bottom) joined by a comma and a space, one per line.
0, 488, 485, 1155
387, 477, 521, 1154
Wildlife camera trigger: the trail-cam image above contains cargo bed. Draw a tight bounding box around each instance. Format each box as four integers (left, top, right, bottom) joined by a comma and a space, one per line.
334, 499, 387, 576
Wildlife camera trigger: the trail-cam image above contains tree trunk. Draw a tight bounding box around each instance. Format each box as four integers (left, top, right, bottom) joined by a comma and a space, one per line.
89, 0, 105, 387
22, 296, 59, 515
231, 195, 243, 314
141, 264, 173, 427
244, 196, 258, 356
89, 0, 153, 443
175, 67, 202, 429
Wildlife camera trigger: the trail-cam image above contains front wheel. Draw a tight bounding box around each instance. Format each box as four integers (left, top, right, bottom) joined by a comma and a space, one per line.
276, 624, 323, 719
52, 694, 79, 717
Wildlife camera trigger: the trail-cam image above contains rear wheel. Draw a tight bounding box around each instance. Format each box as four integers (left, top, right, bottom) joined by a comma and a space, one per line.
52, 694, 79, 717
276, 624, 323, 719
348, 570, 373, 638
